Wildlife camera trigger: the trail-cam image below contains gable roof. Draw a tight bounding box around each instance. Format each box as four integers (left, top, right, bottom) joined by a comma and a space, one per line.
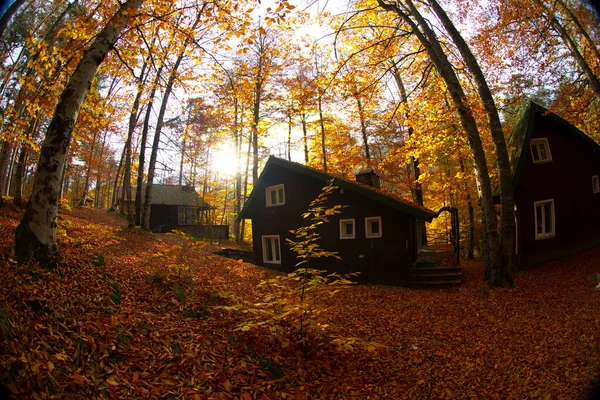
123, 184, 211, 208
239, 156, 437, 222
508, 101, 600, 191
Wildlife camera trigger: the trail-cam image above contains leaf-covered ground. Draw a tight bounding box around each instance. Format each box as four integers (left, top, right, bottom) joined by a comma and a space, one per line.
1, 205, 599, 399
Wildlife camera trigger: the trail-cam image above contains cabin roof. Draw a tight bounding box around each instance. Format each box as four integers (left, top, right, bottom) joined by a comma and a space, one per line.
124, 184, 211, 208
239, 156, 437, 222
508, 101, 600, 191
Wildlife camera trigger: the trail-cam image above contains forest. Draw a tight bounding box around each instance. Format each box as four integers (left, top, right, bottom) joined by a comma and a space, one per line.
0, 0, 600, 398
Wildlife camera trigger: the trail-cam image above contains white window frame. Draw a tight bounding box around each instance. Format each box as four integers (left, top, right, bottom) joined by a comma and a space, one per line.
593, 175, 599, 194
534, 199, 555, 240
339, 218, 356, 239
529, 138, 552, 164
262, 235, 282, 264
365, 216, 382, 238
266, 184, 285, 207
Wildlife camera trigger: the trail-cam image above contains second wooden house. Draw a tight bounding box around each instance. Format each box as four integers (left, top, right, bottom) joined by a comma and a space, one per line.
507, 102, 600, 266
120, 184, 228, 239
239, 157, 437, 286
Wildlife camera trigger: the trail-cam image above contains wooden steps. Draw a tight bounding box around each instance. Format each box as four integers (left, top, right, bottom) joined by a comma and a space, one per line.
410, 265, 462, 288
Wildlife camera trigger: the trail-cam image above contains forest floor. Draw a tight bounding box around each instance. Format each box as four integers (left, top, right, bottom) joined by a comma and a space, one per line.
1, 204, 599, 399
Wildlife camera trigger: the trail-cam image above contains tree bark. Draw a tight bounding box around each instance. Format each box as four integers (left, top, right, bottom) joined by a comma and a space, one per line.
392, 64, 427, 245
142, 44, 188, 230
123, 65, 146, 226
301, 113, 309, 164
554, 0, 600, 64
377, 0, 503, 284
135, 55, 162, 225
355, 95, 371, 161
13, 116, 40, 206
459, 157, 475, 259
546, 6, 600, 99
287, 111, 293, 161
240, 132, 252, 242
14, 0, 145, 263
428, 0, 514, 282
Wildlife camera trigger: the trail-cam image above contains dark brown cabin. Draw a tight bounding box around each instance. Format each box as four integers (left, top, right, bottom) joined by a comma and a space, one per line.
509, 102, 600, 266
239, 157, 436, 286
120, 184, 228, 238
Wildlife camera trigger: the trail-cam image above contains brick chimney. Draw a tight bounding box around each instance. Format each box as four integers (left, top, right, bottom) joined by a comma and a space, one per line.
355, 167, 381, 189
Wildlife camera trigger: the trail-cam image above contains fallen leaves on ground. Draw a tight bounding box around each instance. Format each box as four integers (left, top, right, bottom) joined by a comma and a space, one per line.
0, 206, 599, 399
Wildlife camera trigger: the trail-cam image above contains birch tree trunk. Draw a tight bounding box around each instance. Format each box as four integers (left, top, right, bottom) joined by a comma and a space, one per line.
14, 0, 145, 263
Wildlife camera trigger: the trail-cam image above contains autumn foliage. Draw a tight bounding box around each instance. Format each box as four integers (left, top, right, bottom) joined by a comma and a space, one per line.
0, 206, 599, 398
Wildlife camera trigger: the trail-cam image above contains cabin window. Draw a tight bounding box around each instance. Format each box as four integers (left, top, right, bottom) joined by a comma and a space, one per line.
266, 184, 285, 207
529, 138, 552, 164
262, 235, 281, 264
534, 199, 555, 240
593, 176, 599, 193
178, 206, 198, 225
365, 216, 382, 238
339, 219, 355, 239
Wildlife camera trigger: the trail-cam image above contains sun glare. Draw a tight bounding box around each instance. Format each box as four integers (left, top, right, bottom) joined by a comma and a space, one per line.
211, 143, 239, 177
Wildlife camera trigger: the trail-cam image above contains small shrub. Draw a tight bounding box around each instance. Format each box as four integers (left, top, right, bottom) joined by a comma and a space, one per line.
230, 180, 356, 356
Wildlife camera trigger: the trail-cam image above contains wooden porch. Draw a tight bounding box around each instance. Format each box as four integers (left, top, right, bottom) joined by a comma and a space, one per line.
410, 245, 462, 288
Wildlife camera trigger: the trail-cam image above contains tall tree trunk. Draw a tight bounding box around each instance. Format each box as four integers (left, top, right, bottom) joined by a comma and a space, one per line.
544, 4, 600, 99
317, 93, 328, 172
233, 99, 242, 242
135, 54, 161, 225
251, 32, 268, 184
142, 43, 188, 230
377, 0, 503, 286
428, 0, 515, 282
79, 130, 99, 206
301, 113, 309, 164
123, 65, 146, 226
240, 132, 252, 242
287, 111, 293, 161
392, 65, 427, 245
14, 0, 145, 263
13, 116, 40, 206
554, 0, 600, 63
0, 139, 14, 200
459, 157, 475, 259
110, 145, 126, 211
13, 143, 29, 206
251, 91, 261, 184
355, 96, 371, 161
94, 130, 108, 208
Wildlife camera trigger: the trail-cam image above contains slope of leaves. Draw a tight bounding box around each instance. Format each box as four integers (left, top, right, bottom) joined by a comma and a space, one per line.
0, 205, 599, 399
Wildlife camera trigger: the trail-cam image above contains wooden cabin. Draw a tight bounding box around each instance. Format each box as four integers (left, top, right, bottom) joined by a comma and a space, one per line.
120, 184, 228, 238
508, 102, 600, 266
239, 156, 437, 286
